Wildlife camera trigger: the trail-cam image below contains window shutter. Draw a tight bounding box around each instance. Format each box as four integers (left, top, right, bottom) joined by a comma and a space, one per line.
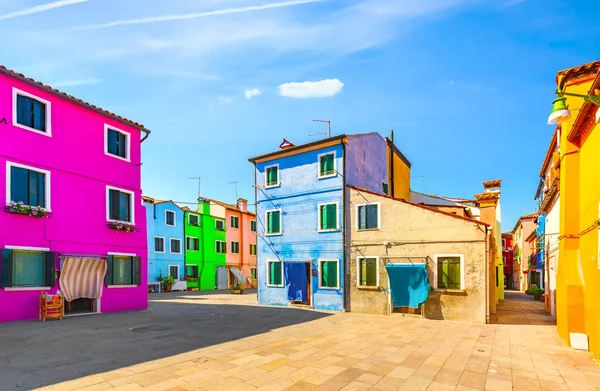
268, 212, 274, 233
366, 205, 378, 229
327, 262, 337, 287
269, 262, 275, 284
133, 257, 141, 285
105, 256, 114, 285
274, 262, 282, 285
366, 259, 376, 286
0, 249, 12, 287
193, 266, 199, 278
327, 204, 336, 229
360, 259, 367, 286
44, 252, 56, 287
33, 100, 45, 131
359, 206, 366, 230
109, 190, 120, 220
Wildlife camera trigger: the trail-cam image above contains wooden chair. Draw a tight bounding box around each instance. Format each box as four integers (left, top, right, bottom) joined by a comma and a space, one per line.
39, 292, 64, 321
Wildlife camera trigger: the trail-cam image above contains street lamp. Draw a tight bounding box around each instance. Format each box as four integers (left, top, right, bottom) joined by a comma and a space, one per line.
547, 89, 600, 125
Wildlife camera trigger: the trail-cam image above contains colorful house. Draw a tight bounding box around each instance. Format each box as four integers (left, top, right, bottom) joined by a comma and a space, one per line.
248, 133, 411, 311
143, 196, 185, 288
0, 65, 149, 321
511, 213, 537, 292
198, 197, 257, 288
502, 233, 514, 290
183, 200, 226, 290
548, 60, 600, 354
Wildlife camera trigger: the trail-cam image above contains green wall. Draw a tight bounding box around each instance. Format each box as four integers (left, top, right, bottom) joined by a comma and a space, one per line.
185, 201, 226, 290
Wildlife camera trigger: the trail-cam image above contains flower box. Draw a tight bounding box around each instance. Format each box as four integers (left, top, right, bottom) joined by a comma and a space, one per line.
5, 203, 49, 218
108, 222, 137, 232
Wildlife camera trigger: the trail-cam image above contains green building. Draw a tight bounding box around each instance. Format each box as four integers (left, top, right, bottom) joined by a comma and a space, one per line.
183, 200, 226, 290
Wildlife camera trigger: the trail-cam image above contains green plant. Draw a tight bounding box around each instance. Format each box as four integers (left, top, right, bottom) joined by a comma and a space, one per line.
9, 201, 46, 218
526, 287, 544, 299
162, 275, 175, 287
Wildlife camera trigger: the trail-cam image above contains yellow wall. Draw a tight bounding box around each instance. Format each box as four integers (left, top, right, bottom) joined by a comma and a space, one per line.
388, 149, 411, 200
557, 75, 600, 356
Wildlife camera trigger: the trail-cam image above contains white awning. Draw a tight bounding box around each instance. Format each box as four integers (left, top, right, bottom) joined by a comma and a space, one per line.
229, 267, 246, 286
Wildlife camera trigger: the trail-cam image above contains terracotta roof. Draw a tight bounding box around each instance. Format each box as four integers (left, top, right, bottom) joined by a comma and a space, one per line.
557, 60, 600, 82
348, 185, 489, 227
482, 179, 502, 188
142, 196, 182, 209
248, 134, 347, 163
0, 65, 150, 136
474, 192, 500, 202
198, 197, 255, 216
521, 213, 539, 219
539, 129, 558, 178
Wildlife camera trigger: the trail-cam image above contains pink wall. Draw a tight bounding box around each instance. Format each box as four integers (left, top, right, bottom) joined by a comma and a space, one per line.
225, 209, 256, 282
0, 73, 148, 322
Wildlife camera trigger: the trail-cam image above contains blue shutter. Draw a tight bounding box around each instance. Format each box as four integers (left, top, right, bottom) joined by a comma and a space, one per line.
44, 252, 56, 287
105, 256, 114, 285
133, 257, 141, 285
0, 249, 12, 287
32, 100, 45, 132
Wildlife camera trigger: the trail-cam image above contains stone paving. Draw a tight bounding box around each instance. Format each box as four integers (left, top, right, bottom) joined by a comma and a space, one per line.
0, 290, 599, 391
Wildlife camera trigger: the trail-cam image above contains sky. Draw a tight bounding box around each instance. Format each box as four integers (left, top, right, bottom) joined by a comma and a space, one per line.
1, 0, 598, 230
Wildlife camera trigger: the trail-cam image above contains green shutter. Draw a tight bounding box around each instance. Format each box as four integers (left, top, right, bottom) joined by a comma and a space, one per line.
321, 262, 328, 287
268, 211, 280, 234
133, 256, 141, 285
105, 256, 114, 285
267, 167, 278, 185
270, 262, 282, 285
0, 249, 12, 288
321, 261, 338, 288
327, 204, 337, 229
320, 154, 334, 176
360, 259, 367, 286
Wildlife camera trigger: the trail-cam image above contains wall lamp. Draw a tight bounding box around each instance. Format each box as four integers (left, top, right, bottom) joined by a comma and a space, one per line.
548, 89, 600, 125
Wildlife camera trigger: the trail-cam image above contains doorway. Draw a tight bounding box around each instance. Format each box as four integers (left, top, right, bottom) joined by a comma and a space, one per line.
285, 262, 311, 306
65, 298, 97, 315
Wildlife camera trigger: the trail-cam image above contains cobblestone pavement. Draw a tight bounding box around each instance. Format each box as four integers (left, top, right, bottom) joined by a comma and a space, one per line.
1, 290, 599, 391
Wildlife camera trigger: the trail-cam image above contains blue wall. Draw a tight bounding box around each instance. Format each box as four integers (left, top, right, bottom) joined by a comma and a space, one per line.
256, 144, 345, 311
144, 201, 185, 282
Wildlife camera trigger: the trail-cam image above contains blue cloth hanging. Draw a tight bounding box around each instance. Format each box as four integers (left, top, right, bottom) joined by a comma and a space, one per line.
284, 262, 306, 302
385, 264, 429, 308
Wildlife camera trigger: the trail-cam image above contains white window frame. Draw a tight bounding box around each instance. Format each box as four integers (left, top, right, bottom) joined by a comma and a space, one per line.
230, 241, 240, 254
356, 256, 380, 288
355, 202, 381, 231
317, 202, 339, 232
168, 264, 180, 280
186, 236, 199, 251
433, 254, 465, 291
265, 209, 282, 236
3, 245, 52, 291
165, 210, 176, 227
266, 260, 284, 287
215, 219, 226, 230
250, 220, 257, 232
317, 151, 337, 179
318, 259, 340, 290
104, 124, 131, 162
250, 243, 257, 256
154, 236, 165, 253
6, 161, 52, 211
230, 215, 239, 229
264, 164, 280, 188
170, 238, 182, 254
188, 213, 200, 226
106, 185, 135, 224
106, 252, 138, 288
216, 240, 226, 254
12, 87, 52, 137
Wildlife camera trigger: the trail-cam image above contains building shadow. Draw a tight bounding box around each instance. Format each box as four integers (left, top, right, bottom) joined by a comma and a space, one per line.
490, 290, 556, 325
0, 291, 331, 390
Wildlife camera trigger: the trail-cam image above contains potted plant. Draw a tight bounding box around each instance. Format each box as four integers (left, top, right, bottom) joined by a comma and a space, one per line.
526, 287, 544, 301
231, 283, 245, 295
108, 222, 136, 232
162, 275, 175, 292
8, 201, 47, 218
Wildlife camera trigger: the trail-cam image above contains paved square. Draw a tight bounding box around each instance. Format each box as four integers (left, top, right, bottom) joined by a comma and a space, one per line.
1, 290, 599, 391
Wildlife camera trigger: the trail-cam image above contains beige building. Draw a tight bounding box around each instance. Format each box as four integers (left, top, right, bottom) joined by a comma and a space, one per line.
347, 185, 490, 323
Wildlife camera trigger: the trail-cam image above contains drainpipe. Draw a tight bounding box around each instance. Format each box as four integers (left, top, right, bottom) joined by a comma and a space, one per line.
390, 130, 394, 197
485, 225, 490, 323
342, 141, 348, 311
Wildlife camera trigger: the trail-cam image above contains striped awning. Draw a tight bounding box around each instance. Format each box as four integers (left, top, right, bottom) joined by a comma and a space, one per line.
229, 266, 246, 286
59, 257, 107, 302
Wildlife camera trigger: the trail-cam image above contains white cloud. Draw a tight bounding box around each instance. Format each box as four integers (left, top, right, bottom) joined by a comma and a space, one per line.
51, 78, 104, 87
66, 0, 327, 31
278, 79, 344, 98
0, 0, 87, 21
219, 96, 233, 103
245, 88, 262, 99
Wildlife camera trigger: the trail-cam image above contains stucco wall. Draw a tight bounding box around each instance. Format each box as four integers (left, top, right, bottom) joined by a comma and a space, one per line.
226, 209, 257, 286
145, 201, 185, 282
346, 134, 387, 193
388, 148, 411, 200
348, 188, 487, 323
0, 73, 148, 322
546, 196, 559, 317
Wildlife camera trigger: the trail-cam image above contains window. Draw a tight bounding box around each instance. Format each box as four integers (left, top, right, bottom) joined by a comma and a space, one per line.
215, 219, 225, 230
8, 163, 49, 209
165, 210, 175, 226
1, 249, 55, 288
319, 260, 339, 289
502, 239, 506, 248
188, 214, 200, 226
357, 203, 379, 230
267, 261, 283, 286
230, 241, 240, 254
107, 255, 140, 286
318, 203, 338, 231
107, 187, 133, 223
250, 244, 257, 255
318, 152, 336, 178
186, 265, 198, 279
154, 237, 165, 253
436, 255, 463, 290
169, 265, 180, 280
503, 257, 506, 266
105, 125, 129, 161
357, 257, 378, 287
265, 164, 279, 187
382, 182, 389, 195
186, 237, 199, 251
13, 89, 50, 135
251, 267, 257, 279
250, 220, 257, 232
216, 241, 226, 254
266, 210, 282, 235
170, 239, 182, 254
230, 216, 239, 229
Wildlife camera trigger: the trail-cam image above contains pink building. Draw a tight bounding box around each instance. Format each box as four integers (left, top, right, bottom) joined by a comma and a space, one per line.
0, 66, 150, 322
226, 198, 257, 287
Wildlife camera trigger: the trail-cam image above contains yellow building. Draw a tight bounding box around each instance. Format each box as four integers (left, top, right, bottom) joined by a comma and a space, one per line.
550, 60, 600, 355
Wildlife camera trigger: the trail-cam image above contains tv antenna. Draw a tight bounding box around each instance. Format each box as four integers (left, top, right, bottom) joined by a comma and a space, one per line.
311, 119, 331, 138
226, 181, 238, 200
189, 177, 201, 198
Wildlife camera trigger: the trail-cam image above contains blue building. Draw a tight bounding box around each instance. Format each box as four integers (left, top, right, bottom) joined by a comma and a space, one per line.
248, 133, 411, 311
143, 196, 185, 285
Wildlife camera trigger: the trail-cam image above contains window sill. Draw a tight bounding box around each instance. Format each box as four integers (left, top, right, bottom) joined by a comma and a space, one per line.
318, 287, 339, 291
170, 252, 182, 255
266, 284, 284, 288
435, 289, 466, 293
318, 229, 340, 233
265, 184, 280, 189
107, 285, 138, 288
4, 286, 52, 291
265, 233, 283, 237
356, 228, 380, 232
357, 286, 381, 291
104, 152, 131, 163
317, 174, 337, 180
13, 122, 51, 137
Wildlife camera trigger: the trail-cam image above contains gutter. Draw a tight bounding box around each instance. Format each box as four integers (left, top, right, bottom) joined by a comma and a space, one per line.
342, 141, 349, 312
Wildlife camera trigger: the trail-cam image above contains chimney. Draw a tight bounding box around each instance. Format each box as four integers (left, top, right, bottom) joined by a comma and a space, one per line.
237, 198, 248, 213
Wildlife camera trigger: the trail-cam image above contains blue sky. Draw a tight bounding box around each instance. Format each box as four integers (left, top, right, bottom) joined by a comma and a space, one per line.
1, 0, 598, 229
